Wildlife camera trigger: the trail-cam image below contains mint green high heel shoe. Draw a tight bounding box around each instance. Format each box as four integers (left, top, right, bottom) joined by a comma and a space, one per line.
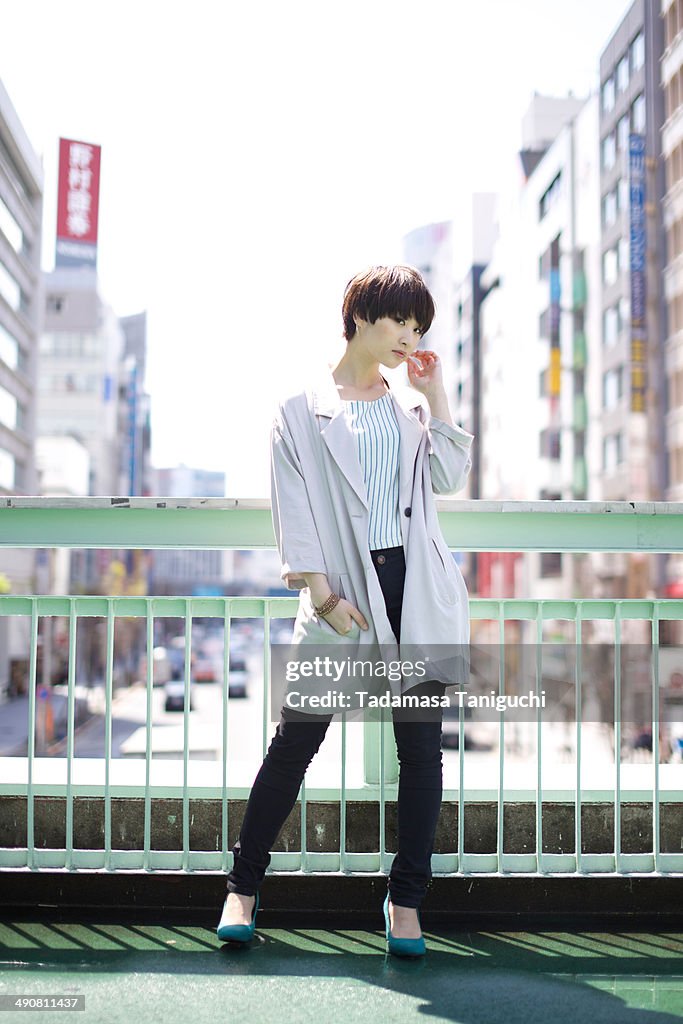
383, 894, 426, 957
217, 891, 259, 943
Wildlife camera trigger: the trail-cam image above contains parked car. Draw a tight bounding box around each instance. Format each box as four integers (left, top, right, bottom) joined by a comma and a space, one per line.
228, 656, 249, 699
164, 678, 195, 713
192, 654, 217, 683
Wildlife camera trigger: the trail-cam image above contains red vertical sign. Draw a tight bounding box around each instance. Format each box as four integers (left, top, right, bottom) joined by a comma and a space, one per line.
55, 138, 101, 268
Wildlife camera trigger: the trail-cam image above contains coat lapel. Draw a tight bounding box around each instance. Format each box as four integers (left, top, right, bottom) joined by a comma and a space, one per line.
393, 384, 428, 522
311, 367, 425, 515
312, 371, 368, 508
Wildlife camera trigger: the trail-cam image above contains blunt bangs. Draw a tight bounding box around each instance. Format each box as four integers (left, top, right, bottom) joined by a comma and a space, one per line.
342, 265, 435, 341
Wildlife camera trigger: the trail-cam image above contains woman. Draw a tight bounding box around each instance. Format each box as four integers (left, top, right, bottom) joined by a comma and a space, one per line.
217, 265, 474, 956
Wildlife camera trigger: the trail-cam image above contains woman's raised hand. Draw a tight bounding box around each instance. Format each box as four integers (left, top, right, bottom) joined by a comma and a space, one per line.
323, 597, 369, 635
406, 349, 443, 394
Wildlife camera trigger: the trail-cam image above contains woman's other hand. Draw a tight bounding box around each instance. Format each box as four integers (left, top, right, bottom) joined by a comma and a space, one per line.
322, 597, 369, 635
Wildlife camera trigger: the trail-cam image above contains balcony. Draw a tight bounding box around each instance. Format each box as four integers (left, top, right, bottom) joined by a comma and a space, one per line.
0, 497, 682, 1017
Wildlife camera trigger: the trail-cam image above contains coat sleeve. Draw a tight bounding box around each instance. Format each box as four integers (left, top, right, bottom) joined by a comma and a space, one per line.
270, 407, 327, 590
426, 415, 475, 496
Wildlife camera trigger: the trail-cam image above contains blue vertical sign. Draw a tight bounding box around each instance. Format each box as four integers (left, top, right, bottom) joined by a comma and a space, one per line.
629, 133, 646, 413
127, 362, 138, 494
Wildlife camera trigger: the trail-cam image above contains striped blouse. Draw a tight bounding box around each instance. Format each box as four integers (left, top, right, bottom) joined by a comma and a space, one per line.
341, 392, 403, 549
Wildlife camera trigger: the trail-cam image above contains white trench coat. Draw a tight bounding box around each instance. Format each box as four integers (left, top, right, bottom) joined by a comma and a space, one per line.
270, 366, 475, 700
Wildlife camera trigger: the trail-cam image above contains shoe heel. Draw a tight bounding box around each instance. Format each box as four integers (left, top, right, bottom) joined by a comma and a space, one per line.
382, 894, 426, 958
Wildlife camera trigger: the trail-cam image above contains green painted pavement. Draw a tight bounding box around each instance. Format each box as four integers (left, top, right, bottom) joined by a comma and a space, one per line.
0, 922, 683, 1022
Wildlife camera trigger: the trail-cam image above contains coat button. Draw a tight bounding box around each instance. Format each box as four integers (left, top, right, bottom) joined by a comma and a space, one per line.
376, 554, 386, 564
404, 507, 412, 517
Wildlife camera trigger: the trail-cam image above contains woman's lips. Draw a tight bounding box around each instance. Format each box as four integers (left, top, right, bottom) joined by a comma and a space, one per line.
393, 350, 406, 358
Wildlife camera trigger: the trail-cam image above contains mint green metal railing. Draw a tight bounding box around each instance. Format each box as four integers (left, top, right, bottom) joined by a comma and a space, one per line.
0, 497, 682, 877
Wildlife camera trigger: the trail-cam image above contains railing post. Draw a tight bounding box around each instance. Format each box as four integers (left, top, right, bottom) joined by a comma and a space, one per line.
363, 719, 398, 784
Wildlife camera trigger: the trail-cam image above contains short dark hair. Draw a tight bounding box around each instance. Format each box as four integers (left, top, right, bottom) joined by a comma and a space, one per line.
342, 265, 435, 341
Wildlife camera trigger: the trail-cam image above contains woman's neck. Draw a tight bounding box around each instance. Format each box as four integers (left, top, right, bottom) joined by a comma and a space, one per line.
330, 352, 386, 391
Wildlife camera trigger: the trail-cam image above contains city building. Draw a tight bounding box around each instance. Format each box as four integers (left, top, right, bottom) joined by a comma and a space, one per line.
452, 194, 498, 593
598, 0, 666, 598
0, 78, 43, 698
118, 312, 151, 496
39, 268, 124, 497
478, 92, 601, 610
0, 78, 41, 497
661, 0, 683, 602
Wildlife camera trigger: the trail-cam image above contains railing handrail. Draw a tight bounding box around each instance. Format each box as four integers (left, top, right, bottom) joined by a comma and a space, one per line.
2, 497, 683, 552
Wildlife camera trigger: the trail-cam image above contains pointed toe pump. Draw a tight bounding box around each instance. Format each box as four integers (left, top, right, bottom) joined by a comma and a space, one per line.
383, 894, 426, 958
217, 892, 260, 943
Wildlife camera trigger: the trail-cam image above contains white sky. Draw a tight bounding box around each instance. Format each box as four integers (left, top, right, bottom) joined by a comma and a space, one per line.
2, 0, 629, 497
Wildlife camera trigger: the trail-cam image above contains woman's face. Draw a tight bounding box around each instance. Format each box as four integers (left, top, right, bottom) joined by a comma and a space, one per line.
353, 314, 424, 367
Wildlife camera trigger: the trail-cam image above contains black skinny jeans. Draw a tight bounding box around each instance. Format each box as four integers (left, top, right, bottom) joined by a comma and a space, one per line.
226, 544, 446, 909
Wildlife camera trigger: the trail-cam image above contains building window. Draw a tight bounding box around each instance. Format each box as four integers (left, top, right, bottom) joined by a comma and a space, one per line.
540, 428, 561, 460
630, 32, 644, 73
618, 235, 629, 273
0, 262, 21, 312
618, 177, 629, 213
0, 321, 18, 370
632, 93, 646, 133
602, 76, 615, 113
616, 54, 629, 94
667, 3, 681, 48
602, 189, 618, 227
617, 113, 630, 154
539, 172, 562, 220
0, 446, 14, 490
601, 133, 616, 171
602, 247, 618, 285
602, 366, 624, 409
0, 385, 17, 429
603, 432, 623, 472
0, 196, 22, 253
603, 305, 619, 347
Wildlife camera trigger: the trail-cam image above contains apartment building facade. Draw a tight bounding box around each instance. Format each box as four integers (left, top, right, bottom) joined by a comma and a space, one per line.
661, 0, 683, 602
598, 0, 667, 598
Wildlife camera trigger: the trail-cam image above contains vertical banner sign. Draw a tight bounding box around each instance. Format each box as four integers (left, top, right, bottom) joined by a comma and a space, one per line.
127, 363, 139, 495
55, 138, 101, 269
548, 235, 561, 449
628, 134, 646, 413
